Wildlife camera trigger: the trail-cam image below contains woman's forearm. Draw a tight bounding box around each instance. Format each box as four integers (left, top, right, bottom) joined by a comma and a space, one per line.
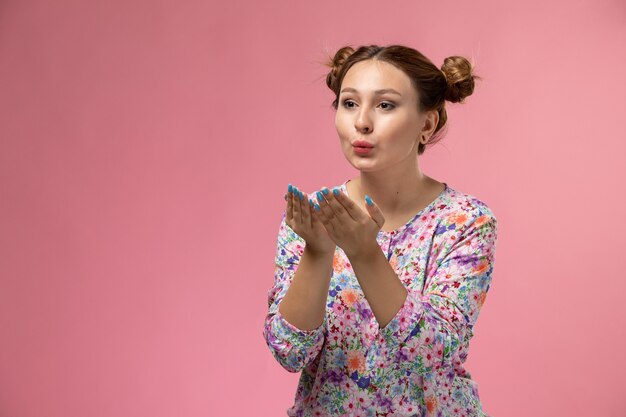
346, 242, 408, 329
278, 246, 334, 331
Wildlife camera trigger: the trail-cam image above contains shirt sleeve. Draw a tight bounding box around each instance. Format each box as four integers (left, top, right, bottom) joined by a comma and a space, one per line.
378, 210, 498, 375
262, 209, 326, 373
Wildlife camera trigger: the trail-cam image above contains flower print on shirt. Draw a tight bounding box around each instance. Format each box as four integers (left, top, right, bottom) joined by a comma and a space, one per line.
263, 179, 498, 417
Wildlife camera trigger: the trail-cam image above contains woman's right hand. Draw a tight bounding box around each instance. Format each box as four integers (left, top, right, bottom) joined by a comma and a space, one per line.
284, 184, 336, 255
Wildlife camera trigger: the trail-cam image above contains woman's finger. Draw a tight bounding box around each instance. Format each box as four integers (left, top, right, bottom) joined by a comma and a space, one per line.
311, 199, 322, 228
326, 187, 357, 223
292, 186, 302, 226
286, 184, 293, 224
300, 191, 311, 229
307, 197, 316, 229
315, 188, 336, 234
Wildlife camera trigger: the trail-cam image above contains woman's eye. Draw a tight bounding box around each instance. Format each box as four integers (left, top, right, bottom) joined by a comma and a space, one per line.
341, 100, 395, 110
342, 99, 355, 108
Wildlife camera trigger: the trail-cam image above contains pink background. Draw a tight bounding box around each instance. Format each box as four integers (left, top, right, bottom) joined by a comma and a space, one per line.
1, 0, 625, 416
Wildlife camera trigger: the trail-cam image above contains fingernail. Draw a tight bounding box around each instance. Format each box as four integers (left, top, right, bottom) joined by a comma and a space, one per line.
309, 198, 313, 207
333, 188, 339, 196
314, 203, 320, 211
316, 191, 323, 201
365, 195, 373, 206
322, 188, 329, 195
288, 184, 292, 193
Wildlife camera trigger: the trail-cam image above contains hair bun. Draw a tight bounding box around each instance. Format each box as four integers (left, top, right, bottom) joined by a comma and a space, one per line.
441, 56, 481, 103
325, 46, 355, 91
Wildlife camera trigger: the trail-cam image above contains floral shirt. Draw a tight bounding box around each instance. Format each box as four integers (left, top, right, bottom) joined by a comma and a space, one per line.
263, 179, 498, 417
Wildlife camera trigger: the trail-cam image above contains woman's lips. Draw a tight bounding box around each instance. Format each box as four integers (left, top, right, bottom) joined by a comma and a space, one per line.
352, 140, 374, 147
353, 145, 373, 155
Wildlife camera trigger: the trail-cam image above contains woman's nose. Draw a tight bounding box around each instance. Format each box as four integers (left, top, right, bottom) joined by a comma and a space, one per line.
354, 110, 372, 133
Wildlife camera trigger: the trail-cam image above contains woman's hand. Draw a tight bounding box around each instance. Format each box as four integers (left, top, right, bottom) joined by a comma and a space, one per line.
284, 184, 336, 255
314, 187, 385, 259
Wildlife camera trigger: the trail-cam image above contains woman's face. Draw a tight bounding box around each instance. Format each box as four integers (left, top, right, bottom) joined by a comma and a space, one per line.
335, 59, 428, 172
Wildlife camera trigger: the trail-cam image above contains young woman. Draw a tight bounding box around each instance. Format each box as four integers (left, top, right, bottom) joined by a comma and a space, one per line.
263, 44, 498, 417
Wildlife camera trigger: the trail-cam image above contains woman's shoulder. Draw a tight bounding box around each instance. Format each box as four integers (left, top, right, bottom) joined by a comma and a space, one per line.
442, 184, 498, 223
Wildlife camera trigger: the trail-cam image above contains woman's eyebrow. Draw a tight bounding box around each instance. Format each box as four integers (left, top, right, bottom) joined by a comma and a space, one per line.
340, 87, 402, 96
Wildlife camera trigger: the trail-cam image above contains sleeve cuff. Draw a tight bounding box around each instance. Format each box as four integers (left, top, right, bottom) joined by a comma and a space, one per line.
273, 307, 326, 343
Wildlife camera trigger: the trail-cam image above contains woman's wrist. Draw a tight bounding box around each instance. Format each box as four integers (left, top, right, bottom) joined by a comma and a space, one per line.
303, 244, 335, 259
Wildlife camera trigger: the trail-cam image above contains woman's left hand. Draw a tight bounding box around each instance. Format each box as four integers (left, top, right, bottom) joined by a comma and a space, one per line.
313, 187, 385, 259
